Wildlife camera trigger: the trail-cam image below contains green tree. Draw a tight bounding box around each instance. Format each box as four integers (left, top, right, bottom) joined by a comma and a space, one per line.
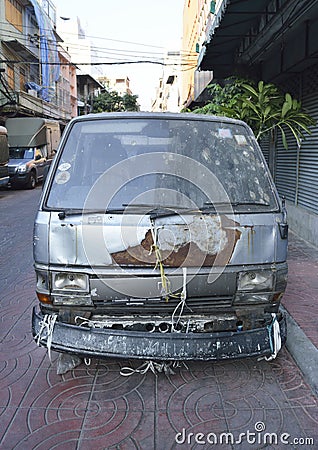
122, 93, 140, 111
193, 78, 316, 149
92, 89, 140, 113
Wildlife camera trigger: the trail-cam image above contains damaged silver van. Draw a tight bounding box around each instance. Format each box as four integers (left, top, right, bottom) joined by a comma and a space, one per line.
32, 112, 288, 363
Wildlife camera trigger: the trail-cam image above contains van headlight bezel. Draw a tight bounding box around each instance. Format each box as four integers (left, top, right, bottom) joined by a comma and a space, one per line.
51, 272, 89, 293
237, 270, 274, 292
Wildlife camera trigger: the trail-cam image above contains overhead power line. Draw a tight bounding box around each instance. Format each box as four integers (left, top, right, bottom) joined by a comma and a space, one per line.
0, 31, 197, 62
0, 59, 197, 67
0, 19, 180, 51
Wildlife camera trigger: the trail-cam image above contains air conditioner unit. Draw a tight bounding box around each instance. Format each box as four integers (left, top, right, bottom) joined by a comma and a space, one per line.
28, 89, 38, 97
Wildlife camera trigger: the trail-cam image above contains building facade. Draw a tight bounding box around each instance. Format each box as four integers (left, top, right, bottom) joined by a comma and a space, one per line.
181, 0, 219, 108
0, 0, 76, 125
152, 51, 182, 112
98, 76, 132, 97
56, 14, 104, 115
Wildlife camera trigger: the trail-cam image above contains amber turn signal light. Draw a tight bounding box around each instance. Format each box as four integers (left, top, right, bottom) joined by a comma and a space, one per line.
36, 292, 52, 304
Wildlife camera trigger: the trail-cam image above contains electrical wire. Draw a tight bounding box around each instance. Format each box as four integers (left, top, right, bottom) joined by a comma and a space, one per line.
0, 21, 198, 61
1, 58, 197, 69
0, 19, 188, 52
0, 38, 197, 67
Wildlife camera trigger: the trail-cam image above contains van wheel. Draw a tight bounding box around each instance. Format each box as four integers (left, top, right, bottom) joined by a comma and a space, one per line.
27, 172, 36, 189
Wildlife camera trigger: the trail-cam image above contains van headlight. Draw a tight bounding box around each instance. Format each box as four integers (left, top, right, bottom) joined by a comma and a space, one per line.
51, 272, 92, 306
52, 272, 89, 292
237, 270, 274, 292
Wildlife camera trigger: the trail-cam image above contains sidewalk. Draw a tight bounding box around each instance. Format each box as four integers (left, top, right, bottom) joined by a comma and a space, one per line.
282, 230, 318, 395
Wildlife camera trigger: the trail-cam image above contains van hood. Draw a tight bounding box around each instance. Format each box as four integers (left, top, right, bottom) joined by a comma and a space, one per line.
33, 211, 287, 268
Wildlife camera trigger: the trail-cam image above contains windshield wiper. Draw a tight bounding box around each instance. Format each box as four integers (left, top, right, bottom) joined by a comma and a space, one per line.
122, 203, 197, 219
57, 208, 125, 220
122, 203, 193, 210
57, 200, 271, 220
201, 201, 270, 211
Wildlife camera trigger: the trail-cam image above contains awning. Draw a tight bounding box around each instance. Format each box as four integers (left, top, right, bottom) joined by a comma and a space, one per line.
198, 0, 270, 75
6, 118, 47, 147
198, 0, 318, 79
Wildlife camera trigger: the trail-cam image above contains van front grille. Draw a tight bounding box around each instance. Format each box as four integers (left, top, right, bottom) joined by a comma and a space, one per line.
92, 296, 233, 314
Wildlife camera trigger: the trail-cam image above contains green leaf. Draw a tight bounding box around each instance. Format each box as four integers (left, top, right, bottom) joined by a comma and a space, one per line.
242, 84, 258, 98
264, 106, 271, 118
292, 99, 300, 110
285, 93, 293, 107
283, 123, 302, 147
282, 101, 291, 118
277, 125, 288, 149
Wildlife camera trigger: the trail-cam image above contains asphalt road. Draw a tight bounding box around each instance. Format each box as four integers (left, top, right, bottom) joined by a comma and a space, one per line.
0, 185, 41, 289
0, 185, 317, 449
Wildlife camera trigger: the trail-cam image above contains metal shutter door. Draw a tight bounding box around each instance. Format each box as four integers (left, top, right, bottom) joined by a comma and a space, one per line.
260, 133, 270, 164
274, 131, 297, 203
297, 92, 318, 214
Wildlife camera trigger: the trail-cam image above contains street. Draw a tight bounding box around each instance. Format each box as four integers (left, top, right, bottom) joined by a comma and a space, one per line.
0, 186, 317, 450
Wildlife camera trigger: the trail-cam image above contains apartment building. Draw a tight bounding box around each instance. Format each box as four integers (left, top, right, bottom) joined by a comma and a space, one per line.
181, 0, 216, 108
152, 51, 182, 112
98, 75, 132, 97
56, 14, 104, 115
0, 0, 76, 124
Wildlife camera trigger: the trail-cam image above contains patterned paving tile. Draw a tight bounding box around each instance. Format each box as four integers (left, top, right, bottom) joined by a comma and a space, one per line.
79, 407, 154, 448
1, 406, 82, 450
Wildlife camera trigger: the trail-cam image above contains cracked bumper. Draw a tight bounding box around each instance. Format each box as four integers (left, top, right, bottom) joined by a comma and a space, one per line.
32, 307, 286, 361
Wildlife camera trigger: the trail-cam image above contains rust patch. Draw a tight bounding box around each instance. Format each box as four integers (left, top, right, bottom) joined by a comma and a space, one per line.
112, 218, 241, 267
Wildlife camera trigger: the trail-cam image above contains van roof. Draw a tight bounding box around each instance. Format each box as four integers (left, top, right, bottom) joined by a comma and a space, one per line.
68, 111, 249, 128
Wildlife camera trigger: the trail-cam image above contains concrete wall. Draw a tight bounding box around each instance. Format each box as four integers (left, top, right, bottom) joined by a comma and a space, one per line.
287, 200, 318, 248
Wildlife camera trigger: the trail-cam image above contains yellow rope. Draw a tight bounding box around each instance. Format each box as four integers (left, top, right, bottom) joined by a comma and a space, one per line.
149, 221, 186, 302
149, 242, 170, 301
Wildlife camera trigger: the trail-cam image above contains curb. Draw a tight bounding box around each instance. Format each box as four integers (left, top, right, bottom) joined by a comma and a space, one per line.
281, 306, 318, 396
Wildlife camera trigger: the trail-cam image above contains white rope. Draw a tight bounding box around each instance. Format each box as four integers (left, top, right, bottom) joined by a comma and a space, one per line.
34, 314, 57, 361
120, 360, 187, 377
265, 313, 282, 361
171, 267, 188, 332
75, 316, 106, 328
120, 361, 159, 377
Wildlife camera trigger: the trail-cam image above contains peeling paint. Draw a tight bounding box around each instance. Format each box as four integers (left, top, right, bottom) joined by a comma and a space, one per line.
112, 215, 241, 267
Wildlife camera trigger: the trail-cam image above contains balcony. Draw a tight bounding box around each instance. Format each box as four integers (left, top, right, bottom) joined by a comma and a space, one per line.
2, 90, 71, 121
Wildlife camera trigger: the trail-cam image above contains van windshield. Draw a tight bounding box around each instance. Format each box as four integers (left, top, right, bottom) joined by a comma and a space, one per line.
46, 117, 278, 213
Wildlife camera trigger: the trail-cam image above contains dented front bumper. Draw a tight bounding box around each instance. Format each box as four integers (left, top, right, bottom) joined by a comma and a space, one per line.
32, 307, 286, 361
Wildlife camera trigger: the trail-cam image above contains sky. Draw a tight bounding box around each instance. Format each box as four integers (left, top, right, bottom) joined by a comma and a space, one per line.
53, 0, 185, 110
